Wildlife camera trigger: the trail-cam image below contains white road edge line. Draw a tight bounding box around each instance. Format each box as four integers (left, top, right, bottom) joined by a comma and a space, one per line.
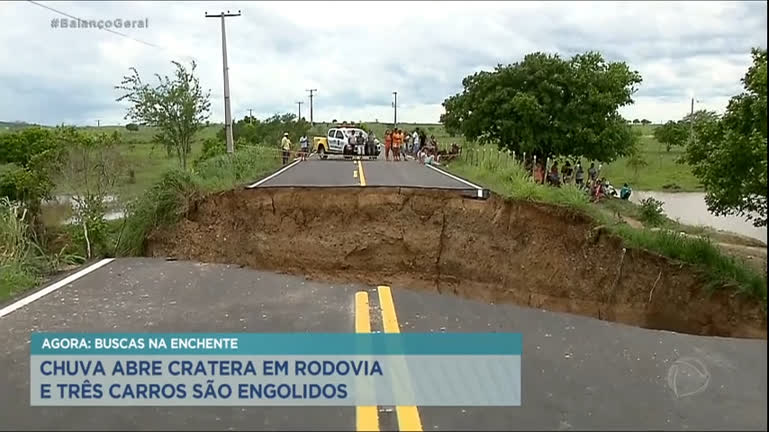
424, 164, 485, 198
247, 159, 302, 189
0, 258, 115, 318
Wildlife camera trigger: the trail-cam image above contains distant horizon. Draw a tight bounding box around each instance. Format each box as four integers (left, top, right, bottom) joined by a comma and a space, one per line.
0, 119, 666, 129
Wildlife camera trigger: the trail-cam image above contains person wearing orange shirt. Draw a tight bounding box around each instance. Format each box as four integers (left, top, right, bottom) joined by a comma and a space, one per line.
384, 129, 392, 161
392, 128, 403, 161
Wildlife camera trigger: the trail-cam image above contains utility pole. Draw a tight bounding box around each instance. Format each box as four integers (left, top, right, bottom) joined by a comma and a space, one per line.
295, 101, 304, 121
96, 120, 100, 127
206, 10, 241, 154
248, 108, 253, 118
392, 91, 398, 128
306, 89, 317, 125
689, 97, 699, 144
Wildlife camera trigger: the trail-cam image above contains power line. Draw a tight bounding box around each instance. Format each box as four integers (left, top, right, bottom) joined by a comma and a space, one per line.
27, 0, 161, 49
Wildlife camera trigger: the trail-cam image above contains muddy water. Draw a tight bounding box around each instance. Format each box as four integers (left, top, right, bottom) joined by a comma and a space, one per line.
42, 195, 125, 225
631, 191, 767, 244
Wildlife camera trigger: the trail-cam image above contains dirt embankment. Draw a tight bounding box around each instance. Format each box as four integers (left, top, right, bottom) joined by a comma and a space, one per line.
147, 187, 767, 339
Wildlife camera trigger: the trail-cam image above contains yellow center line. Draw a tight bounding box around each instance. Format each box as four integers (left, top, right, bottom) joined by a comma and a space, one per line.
377, 286, 423, 432
355, 292, 379, 432
357, 160, 367, 186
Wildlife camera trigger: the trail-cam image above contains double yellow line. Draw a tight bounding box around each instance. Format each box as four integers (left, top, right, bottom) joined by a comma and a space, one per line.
357, 160, 367, 186
355, 286, 422, 432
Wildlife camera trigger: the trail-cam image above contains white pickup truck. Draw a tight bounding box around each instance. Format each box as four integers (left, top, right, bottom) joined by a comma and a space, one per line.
313, 127, 381, 159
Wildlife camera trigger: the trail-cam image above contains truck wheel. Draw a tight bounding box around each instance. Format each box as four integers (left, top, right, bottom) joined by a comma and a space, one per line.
318, 146, 327, 160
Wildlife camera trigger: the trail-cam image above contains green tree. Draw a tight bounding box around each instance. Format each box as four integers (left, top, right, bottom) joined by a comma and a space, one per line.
654, 120, 688, 151
57, 128, 124, 258
219, 114, 310, 149
0, 127, 62, 219
641, 119, 651, 125
441, 51, 642, 162
125, 123, 139, 132
115, 61, 211, 170
682, 48, 767, 227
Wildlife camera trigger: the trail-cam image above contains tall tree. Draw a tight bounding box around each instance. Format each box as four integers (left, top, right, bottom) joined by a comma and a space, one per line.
116, 61, 211, 170
441, 51, 642, 162
682, 48, 767, 227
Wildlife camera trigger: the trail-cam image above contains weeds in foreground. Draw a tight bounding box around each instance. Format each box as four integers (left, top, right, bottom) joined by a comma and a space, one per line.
0, 198, 84, 299
0, 198, 44, 298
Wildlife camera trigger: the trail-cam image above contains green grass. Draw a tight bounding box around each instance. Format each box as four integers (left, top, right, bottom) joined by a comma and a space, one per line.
64, 125, 222, 200
118, 145, 282, 256
596, 130, 702, 192
444, 154, 767, 302
0, 123, 222, 201
0, 197, 44, 299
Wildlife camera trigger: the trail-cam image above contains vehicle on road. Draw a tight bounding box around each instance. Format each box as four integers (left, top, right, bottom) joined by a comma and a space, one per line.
313, 126, 381, 159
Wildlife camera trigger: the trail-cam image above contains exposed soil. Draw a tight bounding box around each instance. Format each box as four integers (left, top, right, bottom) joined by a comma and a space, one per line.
147, 187, 767, 339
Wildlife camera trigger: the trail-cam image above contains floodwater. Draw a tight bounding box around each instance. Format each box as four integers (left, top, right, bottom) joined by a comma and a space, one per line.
43, 195, 125, 225
631, 191, 767, 244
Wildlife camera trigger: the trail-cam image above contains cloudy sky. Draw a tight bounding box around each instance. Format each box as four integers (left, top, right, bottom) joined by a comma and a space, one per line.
0, 1, 766, 126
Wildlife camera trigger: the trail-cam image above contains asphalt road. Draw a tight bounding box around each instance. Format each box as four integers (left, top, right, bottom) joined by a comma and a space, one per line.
1, 259, 765, 430
1, 259, 359, 431
250, 158, 486, 198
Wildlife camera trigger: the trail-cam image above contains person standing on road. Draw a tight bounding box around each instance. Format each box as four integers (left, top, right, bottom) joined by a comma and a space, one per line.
384, 129, 393, 161
393, 128, 403, 161
356, 131, 365, 157
281, 132, 292, 165
412, 130, 420, 157
299, 134, 309, 161
347, 132, 356, 158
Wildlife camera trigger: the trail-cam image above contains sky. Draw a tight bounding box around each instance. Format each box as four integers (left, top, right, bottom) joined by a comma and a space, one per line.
0, 1, 766, 126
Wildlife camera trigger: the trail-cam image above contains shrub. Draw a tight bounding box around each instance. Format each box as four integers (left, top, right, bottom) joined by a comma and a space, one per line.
118, 169, 202, 256
639, 197, 666, 227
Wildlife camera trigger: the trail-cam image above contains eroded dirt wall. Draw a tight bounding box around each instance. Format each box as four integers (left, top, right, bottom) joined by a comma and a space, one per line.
147, 187, 767, 338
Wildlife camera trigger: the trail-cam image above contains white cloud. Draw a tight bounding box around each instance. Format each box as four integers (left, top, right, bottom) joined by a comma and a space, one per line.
0, 0, 765, 126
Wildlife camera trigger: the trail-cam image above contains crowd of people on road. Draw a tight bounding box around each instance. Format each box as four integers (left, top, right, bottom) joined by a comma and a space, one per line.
381, 128, 451, 165
530, 158, 632, 203
279, 127, 462, 167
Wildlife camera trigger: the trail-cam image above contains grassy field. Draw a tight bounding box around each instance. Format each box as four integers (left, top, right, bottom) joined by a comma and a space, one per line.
597, 126, 701, 191
63, 125, 222, 199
